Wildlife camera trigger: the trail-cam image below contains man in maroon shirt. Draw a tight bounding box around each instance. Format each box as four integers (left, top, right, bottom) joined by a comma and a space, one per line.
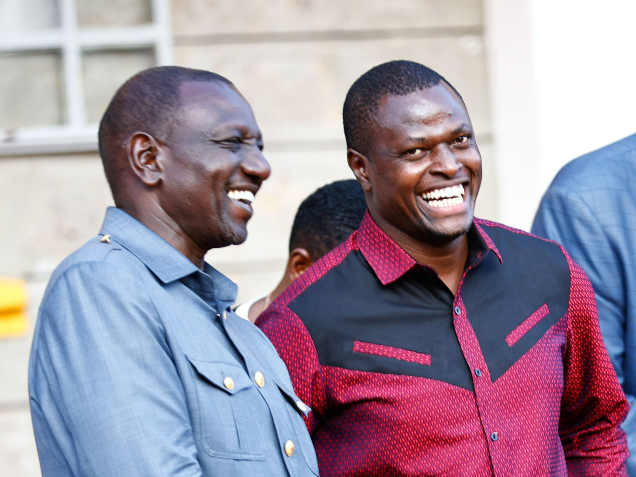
256, 60, 629, 476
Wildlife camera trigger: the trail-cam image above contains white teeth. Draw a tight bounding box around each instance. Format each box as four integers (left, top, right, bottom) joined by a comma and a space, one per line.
227, 190, 255, 205
427, 196, 463, 208
422, 185, 466, 203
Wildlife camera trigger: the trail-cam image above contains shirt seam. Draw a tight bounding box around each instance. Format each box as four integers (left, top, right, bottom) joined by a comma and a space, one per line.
39, 249, 119, 309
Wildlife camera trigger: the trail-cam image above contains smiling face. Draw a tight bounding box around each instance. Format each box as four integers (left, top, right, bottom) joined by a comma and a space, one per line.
158, 80, 270, 250
356, 83, 482, 247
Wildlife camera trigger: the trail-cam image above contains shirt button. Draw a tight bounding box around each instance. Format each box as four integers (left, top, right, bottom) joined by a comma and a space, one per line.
100, 234, 110, 243
475, 369, 482, 377
254, 371, 265, 388
284, 440, 295, 456
454, 306, 461, 315
223, 377, 235, 390
296, 400, 307, 412
491, 432, 499, 441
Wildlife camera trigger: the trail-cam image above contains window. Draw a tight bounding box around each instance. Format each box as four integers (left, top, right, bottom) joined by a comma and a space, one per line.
0, 0, 172, 156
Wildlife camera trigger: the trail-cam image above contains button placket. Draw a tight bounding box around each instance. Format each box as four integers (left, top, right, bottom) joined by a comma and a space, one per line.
452, 296, 501, 467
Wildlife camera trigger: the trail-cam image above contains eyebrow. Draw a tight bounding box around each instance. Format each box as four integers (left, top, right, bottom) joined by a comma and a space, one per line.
209, 124, 262, 139
405, 123, 473, 143
452, 123, 473, 135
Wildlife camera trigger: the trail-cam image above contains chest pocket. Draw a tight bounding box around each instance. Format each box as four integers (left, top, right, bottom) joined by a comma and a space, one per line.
188, 358, 266, 460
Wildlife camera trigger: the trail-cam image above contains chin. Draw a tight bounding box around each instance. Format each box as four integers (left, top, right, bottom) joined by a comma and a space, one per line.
423, 219, 473, 245
215, 221, 248, 248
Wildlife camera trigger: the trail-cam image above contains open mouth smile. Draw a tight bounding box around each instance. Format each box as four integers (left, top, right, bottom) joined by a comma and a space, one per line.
227, 189, 255, 206
422, 184, 465, 208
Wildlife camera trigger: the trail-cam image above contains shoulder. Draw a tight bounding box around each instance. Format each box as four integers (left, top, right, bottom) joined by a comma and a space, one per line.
274, 235, 358, 310
38, 237, 158, 330
476, 218, 571, 277
44, 236, 148, 300
255, 239, 359, 346
476, 218, 564, 253
547, 134, 636, 193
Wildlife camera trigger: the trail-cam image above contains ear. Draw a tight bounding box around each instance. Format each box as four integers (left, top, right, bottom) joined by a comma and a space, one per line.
347, 148, 372, 192
127, 132, 165, 187
287, 248, 313, 282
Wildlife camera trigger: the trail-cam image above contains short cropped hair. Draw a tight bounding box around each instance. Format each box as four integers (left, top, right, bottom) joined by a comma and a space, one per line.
342, 60, 462, 157
98, 66, 232, 199
289, 179, 367, 259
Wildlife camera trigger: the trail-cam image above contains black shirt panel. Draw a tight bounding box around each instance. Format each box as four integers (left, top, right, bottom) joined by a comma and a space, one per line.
289, 225, 571, 391
289, 250, 475, 391
461, 225, 571, 382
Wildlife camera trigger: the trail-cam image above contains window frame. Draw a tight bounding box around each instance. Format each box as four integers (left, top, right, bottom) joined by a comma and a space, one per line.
0, 0, 173, 156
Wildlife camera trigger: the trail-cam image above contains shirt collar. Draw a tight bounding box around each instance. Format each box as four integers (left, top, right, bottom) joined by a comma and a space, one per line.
473, 220, 503, 265
98, 207, 238, 303
355, 211, 502, 286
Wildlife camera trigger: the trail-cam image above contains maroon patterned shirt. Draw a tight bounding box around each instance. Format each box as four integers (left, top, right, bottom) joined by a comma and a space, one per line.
256, 212, 629, 476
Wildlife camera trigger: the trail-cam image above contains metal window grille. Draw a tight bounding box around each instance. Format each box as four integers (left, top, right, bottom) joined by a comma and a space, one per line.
0, 0, 173, 156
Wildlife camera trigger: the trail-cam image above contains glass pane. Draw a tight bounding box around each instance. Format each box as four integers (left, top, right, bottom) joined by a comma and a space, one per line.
0, 0, 60, 33
77, 0, 151, 28
0, 51, 65, 128
82, 49, 155, 123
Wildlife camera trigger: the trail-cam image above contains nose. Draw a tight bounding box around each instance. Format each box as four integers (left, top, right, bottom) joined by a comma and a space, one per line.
241, 147, 271, 183
430, 144, 461, 177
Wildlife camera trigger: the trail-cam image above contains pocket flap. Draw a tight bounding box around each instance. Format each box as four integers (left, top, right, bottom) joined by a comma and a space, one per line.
187, 357, 252, 395
274, 380, 311, 417
353, 340, 432, 366
506, 303, 550, 347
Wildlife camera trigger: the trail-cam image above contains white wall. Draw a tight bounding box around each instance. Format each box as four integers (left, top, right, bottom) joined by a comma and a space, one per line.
529, 0, 636, 188
485, 0, 636, 231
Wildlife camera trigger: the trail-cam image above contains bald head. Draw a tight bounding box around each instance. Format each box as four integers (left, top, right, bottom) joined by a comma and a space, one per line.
98, 66, 233, 203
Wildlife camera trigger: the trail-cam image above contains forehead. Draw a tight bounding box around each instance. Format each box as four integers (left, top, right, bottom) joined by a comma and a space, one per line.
375, 84, 470, 133
176, 80, 259, 134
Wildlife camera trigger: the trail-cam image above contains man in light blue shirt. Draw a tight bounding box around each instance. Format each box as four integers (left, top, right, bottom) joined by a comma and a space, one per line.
533, 133, 636, 475
28, 66, 319, 477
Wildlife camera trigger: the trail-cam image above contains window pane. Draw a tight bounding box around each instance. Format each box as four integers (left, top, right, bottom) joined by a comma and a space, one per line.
0, 0, 60, 33
0, 51, 64, 128
82, 49, 155, 123
76, 0, 151, 28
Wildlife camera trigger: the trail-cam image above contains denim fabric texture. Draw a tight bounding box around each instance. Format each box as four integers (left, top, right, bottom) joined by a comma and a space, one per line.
29, 207, 319, 477
533, 133, 636, 475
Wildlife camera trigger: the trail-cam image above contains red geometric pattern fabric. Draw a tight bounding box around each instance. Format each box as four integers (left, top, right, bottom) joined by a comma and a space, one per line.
353, 340, 432, 366
506, 303, 550, 346
256, 213, 629, 476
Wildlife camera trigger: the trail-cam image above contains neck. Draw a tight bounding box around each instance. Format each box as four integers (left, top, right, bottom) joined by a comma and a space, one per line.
377, 220, 470, 295
121, 201, 207, 270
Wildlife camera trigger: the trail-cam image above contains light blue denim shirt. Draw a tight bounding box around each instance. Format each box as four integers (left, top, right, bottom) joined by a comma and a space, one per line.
29, 207, 319, 477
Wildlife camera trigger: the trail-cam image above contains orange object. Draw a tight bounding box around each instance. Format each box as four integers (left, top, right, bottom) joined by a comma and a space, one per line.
0, 278, 28, 338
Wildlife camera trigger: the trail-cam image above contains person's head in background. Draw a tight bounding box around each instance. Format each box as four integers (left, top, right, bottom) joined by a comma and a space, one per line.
237, 179, 367, 322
